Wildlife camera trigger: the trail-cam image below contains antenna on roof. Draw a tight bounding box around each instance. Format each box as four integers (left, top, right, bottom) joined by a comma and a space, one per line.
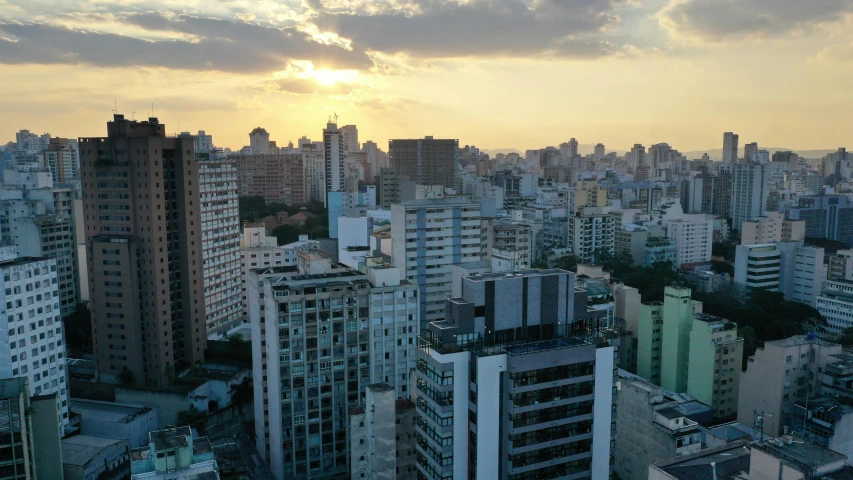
111, 99, 117, 115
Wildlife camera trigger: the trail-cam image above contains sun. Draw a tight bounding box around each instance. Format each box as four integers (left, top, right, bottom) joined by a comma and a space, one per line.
307, 68, 358, 86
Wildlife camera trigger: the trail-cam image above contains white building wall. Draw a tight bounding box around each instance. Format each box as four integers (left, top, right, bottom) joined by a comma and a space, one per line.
474, 354, 507, 480
592, 346, 615, 479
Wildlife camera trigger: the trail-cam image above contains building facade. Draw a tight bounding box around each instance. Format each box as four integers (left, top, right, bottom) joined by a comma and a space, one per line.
391, 199, 482, 325
234, 152, 306, 205
686, 313, 743, 420
730, 161, 770, 232
44, 137, 79, 182
566, 207, 615, 263
80, 115, 206, 386
349, 383, 417, 480
389, 137, 458, 189
666, 214, 712, 268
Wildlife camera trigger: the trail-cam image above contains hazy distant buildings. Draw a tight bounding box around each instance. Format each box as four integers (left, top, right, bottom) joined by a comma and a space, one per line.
341, 124, 359, 153
43, 137, 79, 182
389, 137, 458, 189
731, 161, 770, 231
249, 127, 271, 155
785, 195, 853, 244
235, 152, 306, 205
80, 115, 206, 386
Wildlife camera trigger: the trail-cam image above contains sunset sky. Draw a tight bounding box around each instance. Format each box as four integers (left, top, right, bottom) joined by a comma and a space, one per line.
1, 0, 852, 152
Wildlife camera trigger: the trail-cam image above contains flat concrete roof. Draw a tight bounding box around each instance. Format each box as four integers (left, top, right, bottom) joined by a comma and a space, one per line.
70, 398, 153, 424
62, 435, 126, 467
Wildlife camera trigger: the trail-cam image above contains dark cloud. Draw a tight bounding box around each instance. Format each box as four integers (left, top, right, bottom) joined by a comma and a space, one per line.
0, 13, 373, 73
311, 0, 627, 58
657, 0, 853, 41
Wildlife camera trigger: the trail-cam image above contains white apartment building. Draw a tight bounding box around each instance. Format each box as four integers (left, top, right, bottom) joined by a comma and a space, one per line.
43, 138, 79, 182
566, 206, 616, 263
391, 199, 482, 325
666, 214, 712, 268
302, 147, 325, 204
735, 242, 824, 306
365, 261, 419, 399
817, 280, 853, 341
197, 149, 243, 337
1, 165, 79, 317
740, 211, 805, 245
0, 245, 70, 435
734, 244, 781, 289
239, 227, 318, 320
731, 161, 770, 232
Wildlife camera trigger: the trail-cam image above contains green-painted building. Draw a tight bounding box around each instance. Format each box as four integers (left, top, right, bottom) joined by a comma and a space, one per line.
687, 313, 744, 420
660, 286, 701, 393
637, 302, 663, 384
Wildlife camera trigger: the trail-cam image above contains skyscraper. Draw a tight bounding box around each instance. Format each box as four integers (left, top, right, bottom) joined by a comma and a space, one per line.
743, 142, 759, 163
80, 115, 206, 386
649, 143, 671, 170
249, 127, 271, 155
323, 121, 345, 204
389, 136, 458, 189
340, 124, 359, 153
43, 137, 79, 182
730, 161, 770, 231
627, 143, 647, 170
594, 142, 605, 160
722, 132, 739, 163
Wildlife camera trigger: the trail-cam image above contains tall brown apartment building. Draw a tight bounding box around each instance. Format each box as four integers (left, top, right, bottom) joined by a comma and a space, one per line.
388, 136, 458, 189
79, 115, 206, 386
234, 152, 306, 205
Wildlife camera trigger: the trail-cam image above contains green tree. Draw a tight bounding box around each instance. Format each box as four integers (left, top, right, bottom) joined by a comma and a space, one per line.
712, 242, 736, 262
554, 256, 578, 272
710, 260, 734, 276
837, 327, 853, 346
271, 224, 303, 244
738, 325, 757, 370
119, 369, 135, 386
63, 304, 93, 353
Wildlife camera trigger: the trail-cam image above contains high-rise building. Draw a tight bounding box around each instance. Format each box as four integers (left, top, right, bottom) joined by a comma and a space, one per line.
15, 129, 50, 152
660, 286, 698, 394
389, 137, 458, 189
80, 115, 206, 386
784, 195, 853, 244
827, 249, 853, 281
0, 246, 71, 435
234, 152, 306, 205
192, 130, 214, 153
594, 143, 605, 160
722, 132, 739, 163
687, 173, 733, 219
627, 143, 647, 170
686, 313, 743, 420
391, 199, 482, 325
566, 206, 615, 263
731, 161, 770, 231
734, 242, 824, 306
740, 212, 805, 245
249, 127, 271, 155
573, 179, 608, 214
43, 137, 79, 182
743, 142, 759, 163
737, 335, 843, 436
816, 280, 853, 341
0, 377, 38, 479
340, 125, 359, 153
302, 145, 326, 204
195, 148, 242, 337
414, 269, 615, 480
666, 214, 713, 268
248, 252, 371, 479
560, 138, 579, 159
649, 143, 671, 170
324, 121, 346, 203
349, 383, 417, 480
0, 164, 79, 317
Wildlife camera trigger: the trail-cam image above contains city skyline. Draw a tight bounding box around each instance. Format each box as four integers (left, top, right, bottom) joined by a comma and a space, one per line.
2, 0, 853, 151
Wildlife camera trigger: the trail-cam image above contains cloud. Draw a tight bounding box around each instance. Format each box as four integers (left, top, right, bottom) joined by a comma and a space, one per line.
0, 13, 374, 73
813, 41, 853, 62
310, 0, 630, 59
655, 0, 853, 42
263, 77, 359, 95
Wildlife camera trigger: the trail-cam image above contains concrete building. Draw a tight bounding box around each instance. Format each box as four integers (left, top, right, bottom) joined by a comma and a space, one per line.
482, 219, 534, 271
44, 137, 79, 182
723, 132, 739, 163
391, 198, 482, 325
734, 243, 781, 289
364, 260, 419, 399
573, 179, 608, 214
793, 397, 853, 462
686, 313, 743, 420
731, 161, 770, 232
827, 249, 853, 281
303, 146, 326, 204
414, 269, 615, 480
648, 442, 750, 480
637, 301, 664, 384
0, 378, 38, 479
566, 206, 616, 263
0, 246, 71, 434
614, 375, 703, 480
340, 125, 359, 153
130, 426, 216, 479
816, 280, 853, 341
249, 127, 271, 155
195, 148, 242, 337
687, 174, 733, 220
234, 152, 306, 205
70, 399, 158, 448
740, 212, 805, 245
349, 383, 417, 480
62, 435, 130, 480
737, 335, 843, 436
389, 137, 458, 189
80, 115, 206, 386
644, 237, 677, 267
785, 195, 853, 245
248, 253, 371, 479
667, 214, 712, 268
1, 162, 79, 317
616, 224, 648, 266
660, 286, 699, 394
324, 121, 346, 203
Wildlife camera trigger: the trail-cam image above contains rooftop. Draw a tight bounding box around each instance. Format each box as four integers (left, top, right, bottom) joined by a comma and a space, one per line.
399, 198, 478, 207
766, 335, 838, 349
181, 365, 247, 383
150, 426, 192, 451
62, 435, 126, 466
653, 442, 750, 480
754, 436, 846, 470
466, 268, 569, 282
70, 399, 153, 424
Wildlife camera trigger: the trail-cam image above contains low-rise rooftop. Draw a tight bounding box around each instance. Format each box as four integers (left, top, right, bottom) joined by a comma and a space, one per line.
62, 435, 126, 467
